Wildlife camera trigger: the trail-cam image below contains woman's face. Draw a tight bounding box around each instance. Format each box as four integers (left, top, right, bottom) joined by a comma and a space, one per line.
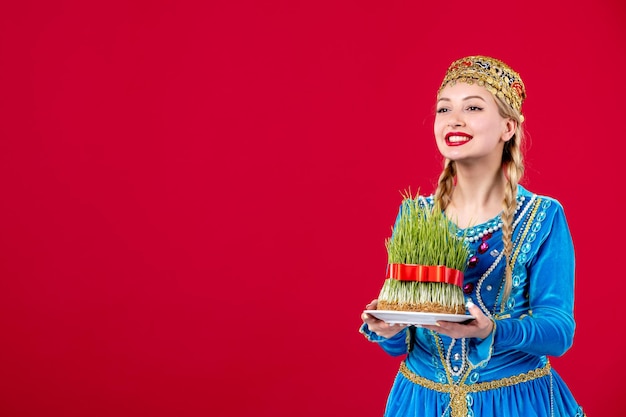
434, 82, 515, 165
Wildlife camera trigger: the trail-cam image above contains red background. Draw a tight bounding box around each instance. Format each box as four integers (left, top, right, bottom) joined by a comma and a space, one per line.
1, 1, 624, 416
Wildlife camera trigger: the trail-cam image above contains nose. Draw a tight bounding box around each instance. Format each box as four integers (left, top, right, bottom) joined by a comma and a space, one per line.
447, 112, 465, 127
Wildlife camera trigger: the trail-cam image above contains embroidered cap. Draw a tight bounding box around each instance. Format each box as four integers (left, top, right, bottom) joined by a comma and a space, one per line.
438, 56, 527, 114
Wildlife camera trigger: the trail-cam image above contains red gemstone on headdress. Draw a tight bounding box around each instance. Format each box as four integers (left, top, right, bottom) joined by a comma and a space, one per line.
478, 242, 489, 254
468, 256, 478, 268
463, 283, 474, 294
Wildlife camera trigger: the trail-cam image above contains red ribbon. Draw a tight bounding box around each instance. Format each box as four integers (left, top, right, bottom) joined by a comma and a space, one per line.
385, 264, 464, 288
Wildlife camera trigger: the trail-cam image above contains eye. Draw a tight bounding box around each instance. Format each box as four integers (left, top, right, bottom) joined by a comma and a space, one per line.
436, 108, 449, 113
467, 106, 483, 111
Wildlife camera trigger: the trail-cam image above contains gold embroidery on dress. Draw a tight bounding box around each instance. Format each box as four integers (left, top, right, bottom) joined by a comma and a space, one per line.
399, 361, 551, 417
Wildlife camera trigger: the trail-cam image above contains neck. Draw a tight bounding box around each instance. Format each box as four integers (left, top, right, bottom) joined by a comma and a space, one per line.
445, 167, 507, 228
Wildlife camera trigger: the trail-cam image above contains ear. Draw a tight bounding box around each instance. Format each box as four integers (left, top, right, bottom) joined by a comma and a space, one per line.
502, 118, 517, 142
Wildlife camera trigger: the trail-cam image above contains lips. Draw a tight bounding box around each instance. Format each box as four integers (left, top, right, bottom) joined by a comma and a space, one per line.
445, 132, 472, 146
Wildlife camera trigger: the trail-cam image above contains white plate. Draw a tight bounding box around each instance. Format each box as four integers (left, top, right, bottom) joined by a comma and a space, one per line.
364, 310, 475, 325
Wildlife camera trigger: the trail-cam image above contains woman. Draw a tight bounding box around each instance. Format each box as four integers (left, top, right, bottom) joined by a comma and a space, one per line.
360, 56, 585, 417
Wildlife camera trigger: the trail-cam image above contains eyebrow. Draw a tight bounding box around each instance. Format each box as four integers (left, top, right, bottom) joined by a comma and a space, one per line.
437, 95, 487, 103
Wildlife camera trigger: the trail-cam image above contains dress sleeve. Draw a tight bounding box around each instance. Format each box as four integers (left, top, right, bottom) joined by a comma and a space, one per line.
493, 201, 576, 357
359, 323, 409, 357
467, 321, 496, 368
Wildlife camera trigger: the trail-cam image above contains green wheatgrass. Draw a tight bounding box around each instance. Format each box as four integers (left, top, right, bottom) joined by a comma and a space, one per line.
378, 191, 470, 313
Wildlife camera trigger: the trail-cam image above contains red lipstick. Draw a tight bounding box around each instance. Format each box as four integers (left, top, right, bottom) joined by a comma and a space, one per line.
445, 132, 472, 146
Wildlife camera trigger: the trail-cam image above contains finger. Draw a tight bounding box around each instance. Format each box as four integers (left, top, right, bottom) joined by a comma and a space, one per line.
362, 311, 381, 324
466, 300, 488, 322
465, 300, 495, 337
421, 323, 441, 332
434, 321, 456, 334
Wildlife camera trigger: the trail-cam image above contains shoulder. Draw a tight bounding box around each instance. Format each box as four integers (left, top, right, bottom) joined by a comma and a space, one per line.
518, 185, 566, 214
514, 186, 574, 265
516, 186, 571, 234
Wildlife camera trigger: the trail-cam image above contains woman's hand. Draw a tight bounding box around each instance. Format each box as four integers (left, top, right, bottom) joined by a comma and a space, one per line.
422, 300, 494, 339
361, 299, 407, 339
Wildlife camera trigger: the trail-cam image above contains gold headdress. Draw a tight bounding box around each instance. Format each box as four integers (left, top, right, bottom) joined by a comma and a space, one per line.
438, 56, 526, 114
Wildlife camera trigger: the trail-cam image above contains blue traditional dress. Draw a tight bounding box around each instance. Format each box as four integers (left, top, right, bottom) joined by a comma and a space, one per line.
360, 185, 585, 417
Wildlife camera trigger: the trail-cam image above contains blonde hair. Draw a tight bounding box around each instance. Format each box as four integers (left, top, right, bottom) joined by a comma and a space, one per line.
434, 93, 525, 312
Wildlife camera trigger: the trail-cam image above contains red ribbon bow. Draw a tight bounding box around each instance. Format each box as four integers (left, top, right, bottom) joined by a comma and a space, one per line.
385, 264, 464, 288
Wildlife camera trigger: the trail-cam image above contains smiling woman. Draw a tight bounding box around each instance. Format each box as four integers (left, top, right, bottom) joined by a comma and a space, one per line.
360, 56, 585, 417
2, 1, 623, 415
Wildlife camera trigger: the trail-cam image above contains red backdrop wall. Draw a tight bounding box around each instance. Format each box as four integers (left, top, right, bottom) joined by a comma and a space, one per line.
1, 1, 624, 416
